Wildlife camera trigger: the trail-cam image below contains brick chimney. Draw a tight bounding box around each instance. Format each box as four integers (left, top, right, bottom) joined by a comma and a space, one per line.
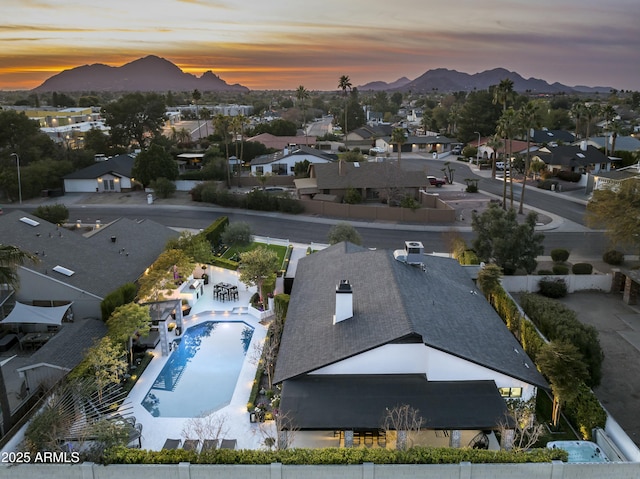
333, 280, 353, 324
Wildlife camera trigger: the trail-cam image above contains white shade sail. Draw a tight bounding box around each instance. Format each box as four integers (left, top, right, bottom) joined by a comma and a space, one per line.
1, 302, 72, 325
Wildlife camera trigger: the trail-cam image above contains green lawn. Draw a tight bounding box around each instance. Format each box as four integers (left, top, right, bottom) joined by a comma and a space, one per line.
222, 242, 288, 268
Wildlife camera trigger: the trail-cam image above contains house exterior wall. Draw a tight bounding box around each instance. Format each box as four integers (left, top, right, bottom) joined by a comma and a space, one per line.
250, 155, 332, 176
16, 269, 102, 319
308, 343, 536, 401
64, 176, 133, 193
64, 179, 98, 193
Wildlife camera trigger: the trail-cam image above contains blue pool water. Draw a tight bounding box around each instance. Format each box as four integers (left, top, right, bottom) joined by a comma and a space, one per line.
142, 320, 254, 417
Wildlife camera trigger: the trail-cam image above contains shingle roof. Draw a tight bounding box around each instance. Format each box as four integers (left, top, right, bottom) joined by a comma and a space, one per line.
531, 130, 575, 144
0, 211, 179, 298
274, 242, 547, 389
312, 161, 426, 189
251, 145, 336, 166
536, 144, 608, 167
63, 153, 135, 180
17, 318, 107, 371
588, 136, 640, 153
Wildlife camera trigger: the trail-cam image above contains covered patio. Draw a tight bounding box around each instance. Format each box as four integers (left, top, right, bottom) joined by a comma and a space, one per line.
279, 375, 511, 450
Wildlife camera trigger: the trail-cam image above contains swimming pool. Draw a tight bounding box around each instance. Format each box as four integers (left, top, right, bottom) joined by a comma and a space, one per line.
142, 320, 254, 418
547, 440, 610, 463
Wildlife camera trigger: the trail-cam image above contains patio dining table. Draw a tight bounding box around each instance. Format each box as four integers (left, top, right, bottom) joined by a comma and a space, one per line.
214, 282, 239, 301
19, 332, 56, 350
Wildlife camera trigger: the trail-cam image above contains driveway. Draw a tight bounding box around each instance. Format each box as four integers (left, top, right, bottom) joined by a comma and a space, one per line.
558, 291, 640, 446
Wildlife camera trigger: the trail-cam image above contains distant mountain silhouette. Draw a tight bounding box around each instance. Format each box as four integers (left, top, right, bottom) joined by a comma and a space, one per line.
358, 77, 411, 91
361, 68, 611, 94
33, 55, 249, 93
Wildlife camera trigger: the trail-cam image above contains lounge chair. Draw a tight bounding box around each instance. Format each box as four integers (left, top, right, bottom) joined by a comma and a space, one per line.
162, 438, 181, 450
183, 439, 200, 451
220, 439, 237, 450
202, 439, 219, 451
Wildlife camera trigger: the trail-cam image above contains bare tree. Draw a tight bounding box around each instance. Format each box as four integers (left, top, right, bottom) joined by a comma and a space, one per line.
181, 412, 230, 444
497, 398, 545, 451
258, 409, 299, 450
381, 404, 425, 450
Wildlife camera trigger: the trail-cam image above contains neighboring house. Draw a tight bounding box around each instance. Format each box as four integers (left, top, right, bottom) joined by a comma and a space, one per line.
246, 133, 316, 150
250, 146, 336, 176
274, 242, 547, 449
589, 162, 640, 193
298, 161, 427, 201
0, 211, 179, 319
534, 143, 613, 174
529, 129, 575, 146
346, 125, 394, 149
384, 135, 456, 155
585, 136, 640, 155
63, 153, 137, 193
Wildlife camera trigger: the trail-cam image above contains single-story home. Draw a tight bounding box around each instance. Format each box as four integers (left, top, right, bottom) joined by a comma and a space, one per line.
530, 129, 575, 146
63, 153, 137, 193
534, 143, 613, 174
246, 133, 316, 150
250, 146, 337, 176
274, 242, 547, 449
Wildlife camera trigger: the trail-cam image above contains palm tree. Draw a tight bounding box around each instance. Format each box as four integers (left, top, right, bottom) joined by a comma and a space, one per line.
237, 114, 250, 167
584, 103, 601, 140
518, 102, 541, 214
213, 114, 231, 187
492, 78, 515, 113
0, 244, 37, 432
496, 108, 519, 209
391, 128, 406, 168
601, 105, 616, 156
296, 85, 310, 146
487, 135, 503, 180
570, 102, 584, 139
192, 89, 202, 142
338, 75, 352, 148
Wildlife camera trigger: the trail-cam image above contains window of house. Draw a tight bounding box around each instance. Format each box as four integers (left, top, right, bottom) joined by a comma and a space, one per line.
255, 166, 264, 174
499, 387, 523, 398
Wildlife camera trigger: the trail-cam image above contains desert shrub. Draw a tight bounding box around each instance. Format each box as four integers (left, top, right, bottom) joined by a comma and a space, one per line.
572, 263, 593, 275
537, 179, 557, 190
550, 248, 570, 262
149, 177, 176, 198
343, 187, 362, 204
459, 249, 480, 265
32, 203, 69, 224
602, 250, 624, 265
537, 269, 553, 275
556, 170, 582, 182
538, 277, 568, 298
552, 264, 569, 275
400, 197, 420, 210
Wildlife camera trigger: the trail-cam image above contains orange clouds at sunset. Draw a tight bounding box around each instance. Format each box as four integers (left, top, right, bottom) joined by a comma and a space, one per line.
1, 0, 638, 92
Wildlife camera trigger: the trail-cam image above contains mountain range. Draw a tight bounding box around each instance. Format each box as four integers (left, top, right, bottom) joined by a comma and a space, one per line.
33, 55, 249, 93
358, 68, 611, 94
32, 56, 611, 94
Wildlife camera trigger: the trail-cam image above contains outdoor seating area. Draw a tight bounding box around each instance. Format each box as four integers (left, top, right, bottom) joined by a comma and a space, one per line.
213, 282, 239, 302
18, 331, 56, 351
162, 438, 236, 452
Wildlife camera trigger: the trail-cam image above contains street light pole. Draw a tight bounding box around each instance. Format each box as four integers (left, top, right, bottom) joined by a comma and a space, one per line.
474, 131, 481, 166
10, 153, 22, 204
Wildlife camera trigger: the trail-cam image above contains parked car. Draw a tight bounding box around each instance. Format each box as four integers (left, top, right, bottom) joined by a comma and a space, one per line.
451, 146, 462, 155
427, 176, 446, 187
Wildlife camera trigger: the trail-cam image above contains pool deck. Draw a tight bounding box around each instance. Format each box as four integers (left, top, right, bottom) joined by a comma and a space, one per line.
123, 266, 271, 451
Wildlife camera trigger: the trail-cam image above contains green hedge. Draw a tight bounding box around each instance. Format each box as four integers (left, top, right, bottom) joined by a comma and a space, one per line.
572, 263, 593, 275
100, 283, 137, 321
200, 216, 230, 247
103, 445, 567, 465
519, 293, 603, 388
602, 250, 624, 265
281, 245, 294, 275
538, 277, 567, 298
551, 264, 569, 275
246, 366, 264, 412
550, 249, 570, 262
211, 256, 239, 270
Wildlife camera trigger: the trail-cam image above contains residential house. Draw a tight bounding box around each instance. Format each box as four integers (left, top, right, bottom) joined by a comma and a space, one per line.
588, 161, 640, 193
296, 161, 427, 202
274, 242, 547, 449
0, 211, 179, 319
585, 136, 640, 155
530, 129, 575, 146
534, 143, 612, 174
346, 125, 393, 150
250, 146, 336, 176
386, 135, 456, 155
246, 133, 315, 150
63, 153, 138, 193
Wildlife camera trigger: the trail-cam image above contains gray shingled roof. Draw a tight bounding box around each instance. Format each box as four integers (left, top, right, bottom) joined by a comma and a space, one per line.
274, 242, 547, 389
63, 153, 135, 180
251, 145, 336, 166
18, 318, 107, 371
531, 130, 576, 144
536, 145, 608, 167
0, 211, 179, 298
312, 161, 426, 189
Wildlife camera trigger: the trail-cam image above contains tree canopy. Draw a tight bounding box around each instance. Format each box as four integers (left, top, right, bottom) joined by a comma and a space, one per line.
471, 204, 544, 274
239, 246, 280, 306
102, 93, 167, 149
586, 178, 640, 253
327, 222, 362, 246
131, 144, 178, 187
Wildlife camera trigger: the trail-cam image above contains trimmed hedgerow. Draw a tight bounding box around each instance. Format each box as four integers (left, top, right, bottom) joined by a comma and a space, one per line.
102, 445, 567, 465
572, 263, 593, 275
550, 248, 570, 262
552, 264, 569, 275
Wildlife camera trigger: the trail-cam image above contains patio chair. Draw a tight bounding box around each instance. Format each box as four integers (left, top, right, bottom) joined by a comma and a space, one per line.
364, 432, 374, 447
202, 439, 219, 451
183, 439, 200, 451
162, 438, 182, 450
220, 439, 237, 450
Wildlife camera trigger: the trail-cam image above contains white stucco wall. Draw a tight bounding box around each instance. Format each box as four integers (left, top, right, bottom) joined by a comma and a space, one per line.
309, 343, 536, 400
251, 154, 332, 176
64, 179, 97, 193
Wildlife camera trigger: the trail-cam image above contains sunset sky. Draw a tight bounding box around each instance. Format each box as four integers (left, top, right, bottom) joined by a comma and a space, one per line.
1, 0, 639, 92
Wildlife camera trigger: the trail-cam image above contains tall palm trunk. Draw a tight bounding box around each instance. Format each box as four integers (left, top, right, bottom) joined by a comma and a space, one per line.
519, 132, 532, 214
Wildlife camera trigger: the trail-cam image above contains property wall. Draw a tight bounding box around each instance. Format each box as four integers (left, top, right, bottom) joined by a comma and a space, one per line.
3, 461, 640, 479
500, 274, 612, 294
299, 200, 455, 223
175, 177, 296, 192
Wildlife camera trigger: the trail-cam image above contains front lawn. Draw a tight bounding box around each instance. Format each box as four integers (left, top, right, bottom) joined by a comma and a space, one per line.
222, 242, 288, 268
